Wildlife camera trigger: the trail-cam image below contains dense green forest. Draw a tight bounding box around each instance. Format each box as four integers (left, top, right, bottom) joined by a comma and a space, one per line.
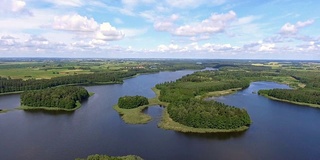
168, 99, 251, 129
76, 154, 143, 160
258, 89, 320, 105
118, 96, 149, 109
21, 86, 89, 109
156, 70, 257, 129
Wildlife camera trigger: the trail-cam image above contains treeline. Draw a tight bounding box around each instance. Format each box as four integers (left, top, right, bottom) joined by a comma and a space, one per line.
21, 86, 89, 109
156, 70, 272, 103
0, 71, 137, 93
168, 100, 251, 129
258, 89, 320, 105
118, 95, 149, 109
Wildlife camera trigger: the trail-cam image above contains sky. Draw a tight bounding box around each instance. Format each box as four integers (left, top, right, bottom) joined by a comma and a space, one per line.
0, 0, 319, 60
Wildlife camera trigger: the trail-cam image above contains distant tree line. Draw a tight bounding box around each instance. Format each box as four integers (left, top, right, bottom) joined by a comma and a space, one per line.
0, 71, 137, 93
118, 95, 149, 109
258, 89, 320, 105
21, 86, 89, 109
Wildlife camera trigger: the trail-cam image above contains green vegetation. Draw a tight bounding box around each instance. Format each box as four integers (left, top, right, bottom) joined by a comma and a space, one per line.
76, 154, 143, 160
113, 104, 151, 124
158, 108, 249, 133
113, 88, 168, 124
118, 96, 149, 109
258, 89, 320, 108
155, 70, 253, 131
167, 100, 250, 129
20, 86, 89, 110
0, 59, 206, 94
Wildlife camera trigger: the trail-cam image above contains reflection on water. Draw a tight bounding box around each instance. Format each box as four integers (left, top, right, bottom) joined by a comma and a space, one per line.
175, 130, 247, 140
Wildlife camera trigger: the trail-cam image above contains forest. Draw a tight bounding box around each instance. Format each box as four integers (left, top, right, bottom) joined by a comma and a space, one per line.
0, 71, 136, 93
258, 89, 320, 105
168, 99, 251, 129
118, 95, 149, 109
155, 70, 260, 129
21, 86, 89, 109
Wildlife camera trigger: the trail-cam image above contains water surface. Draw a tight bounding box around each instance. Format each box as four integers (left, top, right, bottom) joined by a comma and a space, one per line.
0, 72, 320, 160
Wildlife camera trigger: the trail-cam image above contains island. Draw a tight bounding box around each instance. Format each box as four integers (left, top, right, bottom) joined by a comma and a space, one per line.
20, 86, 90, 111
113, 63, 320, 133
113, 95, 151, 124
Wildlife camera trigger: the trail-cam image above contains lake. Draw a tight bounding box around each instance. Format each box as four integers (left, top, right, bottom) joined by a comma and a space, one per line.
0, 70, 320, 160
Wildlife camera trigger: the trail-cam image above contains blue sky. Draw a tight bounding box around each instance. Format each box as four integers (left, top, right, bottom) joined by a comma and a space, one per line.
0, 0, 319, 60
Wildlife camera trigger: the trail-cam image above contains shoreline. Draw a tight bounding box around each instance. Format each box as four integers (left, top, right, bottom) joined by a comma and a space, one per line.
259, 93, 320, 109
18, 101, 82, 112
114, 87, 250, 133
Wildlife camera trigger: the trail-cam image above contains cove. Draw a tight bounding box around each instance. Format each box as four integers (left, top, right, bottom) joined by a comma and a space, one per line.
0, 71, 320, 160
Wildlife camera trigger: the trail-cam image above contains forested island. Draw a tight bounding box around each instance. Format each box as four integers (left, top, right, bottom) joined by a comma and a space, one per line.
20, 86, 90, 111
118, 96, 149, 109
114, 95, 152, 124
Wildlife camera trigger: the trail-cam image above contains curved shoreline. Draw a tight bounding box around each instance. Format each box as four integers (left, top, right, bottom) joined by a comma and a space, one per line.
259, 93, 320, 109
114, 87, 250, 133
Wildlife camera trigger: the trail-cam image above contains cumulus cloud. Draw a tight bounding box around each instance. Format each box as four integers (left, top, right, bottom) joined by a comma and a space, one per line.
95, 23, 125, 41
52, 14, 99, 32
173, 11, 236, 36
280, 19, 314, 35
52, 14, 124, 41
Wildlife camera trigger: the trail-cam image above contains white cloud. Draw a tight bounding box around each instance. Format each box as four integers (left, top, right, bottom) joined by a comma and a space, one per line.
52, 14, 99, 32
280, 19, 314, 35
0, 0, 32, 15
51, 14, 125, 41
95, 23, 125, 41
157, 44, 179, 52
173, 11, 236, 36
258, 43, 275, 52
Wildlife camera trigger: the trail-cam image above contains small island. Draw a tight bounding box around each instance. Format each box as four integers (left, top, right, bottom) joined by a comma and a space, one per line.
20, 86, 90, 111
114, 95, 151, 124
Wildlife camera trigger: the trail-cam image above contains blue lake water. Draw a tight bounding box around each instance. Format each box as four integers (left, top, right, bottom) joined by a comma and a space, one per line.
0, 71, 320, 160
